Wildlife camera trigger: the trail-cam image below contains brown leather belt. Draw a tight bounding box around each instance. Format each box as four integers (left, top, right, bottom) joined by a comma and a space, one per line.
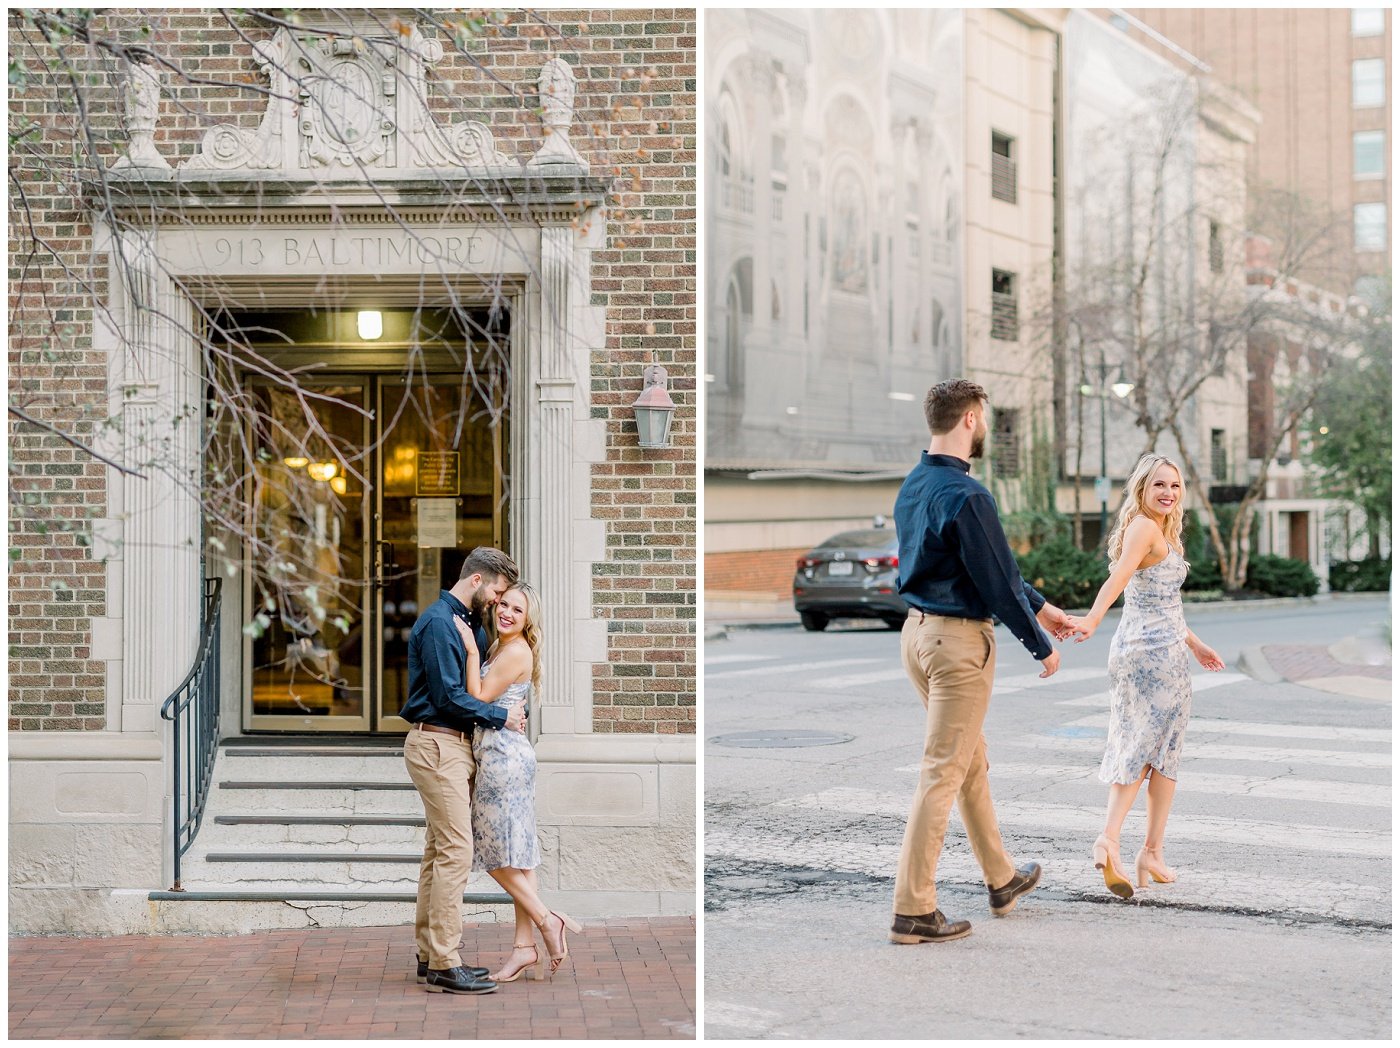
414, 722, 466, 740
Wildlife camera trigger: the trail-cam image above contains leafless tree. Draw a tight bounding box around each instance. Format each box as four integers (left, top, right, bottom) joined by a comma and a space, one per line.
1046, 77, 1358, 587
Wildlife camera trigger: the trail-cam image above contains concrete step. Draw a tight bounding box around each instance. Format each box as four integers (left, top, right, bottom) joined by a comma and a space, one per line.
207, 783, 422, 815
141, 892, 516, 933
208, 816, 426, 850
220, 751, 410, 780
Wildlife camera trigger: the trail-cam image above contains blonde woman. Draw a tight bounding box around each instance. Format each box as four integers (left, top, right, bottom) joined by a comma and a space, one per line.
1067, 455, 1224, 899
454, 583, 580, 981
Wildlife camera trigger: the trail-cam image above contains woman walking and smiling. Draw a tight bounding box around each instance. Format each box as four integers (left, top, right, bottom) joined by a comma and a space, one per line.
1068, 454, 1224, 899
453, 582, 581, 981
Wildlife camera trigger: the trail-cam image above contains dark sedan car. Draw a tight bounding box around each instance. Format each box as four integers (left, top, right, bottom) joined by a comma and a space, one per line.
792, 527, 907, 631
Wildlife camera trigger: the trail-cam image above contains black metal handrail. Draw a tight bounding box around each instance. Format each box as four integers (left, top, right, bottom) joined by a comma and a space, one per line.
158, 577, 223, 891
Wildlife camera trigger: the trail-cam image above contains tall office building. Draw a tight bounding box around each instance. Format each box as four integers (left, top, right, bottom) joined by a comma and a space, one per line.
1120, 8, 1392, 297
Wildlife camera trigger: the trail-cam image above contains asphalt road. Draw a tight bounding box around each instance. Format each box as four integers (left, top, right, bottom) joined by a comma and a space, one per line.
703, 597, 1392, 1040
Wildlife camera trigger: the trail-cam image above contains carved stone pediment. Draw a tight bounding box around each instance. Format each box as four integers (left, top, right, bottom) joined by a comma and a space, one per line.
177, 23, 522, 175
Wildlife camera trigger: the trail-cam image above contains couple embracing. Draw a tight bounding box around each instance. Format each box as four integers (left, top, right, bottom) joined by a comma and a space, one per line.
402, 545, 580, 993
889, 380, 1223, 945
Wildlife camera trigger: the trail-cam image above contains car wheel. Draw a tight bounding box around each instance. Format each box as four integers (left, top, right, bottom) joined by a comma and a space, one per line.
800, 611, 829, 632
883, 616, 905, 630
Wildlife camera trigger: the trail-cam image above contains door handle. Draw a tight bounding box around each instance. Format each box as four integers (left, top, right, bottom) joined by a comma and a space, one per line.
375, 540, 396, 588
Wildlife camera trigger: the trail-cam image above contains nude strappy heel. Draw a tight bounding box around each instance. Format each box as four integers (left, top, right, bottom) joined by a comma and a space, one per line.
1135, 846, 1178, 887
1092, 834, 1134, 899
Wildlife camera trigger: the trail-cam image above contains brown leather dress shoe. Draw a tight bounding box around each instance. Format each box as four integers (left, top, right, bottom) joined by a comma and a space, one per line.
988, 862, 1042, 915
889, 909, 972, 944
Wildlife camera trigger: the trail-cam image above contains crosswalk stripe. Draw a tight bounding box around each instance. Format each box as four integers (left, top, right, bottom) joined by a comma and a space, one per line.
811, 667, 912, 690
1056, 673, 1248, 707
892, 761, 1391, 808
1060, 714, 1392, 744
1007, 734, 1392, 770
772, 787, 1390, 857
704, 654, 778, 667
704, 656, 884, 680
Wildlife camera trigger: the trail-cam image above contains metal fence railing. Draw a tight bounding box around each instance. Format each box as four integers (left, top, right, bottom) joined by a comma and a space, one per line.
158, 577, 223, 891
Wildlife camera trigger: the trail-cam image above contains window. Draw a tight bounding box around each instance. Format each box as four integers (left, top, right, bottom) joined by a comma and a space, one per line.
1353, 59, 1385, 108
992, 409, 1021, 477
1208, 220, 1224, 273
1352, 8, 1385, 36
1354, 130, 1385, 179
991, 131, 1017, 204
1210, 429, 1227, 482
990, 269, 1018, 341
1354, 203, 1387, 251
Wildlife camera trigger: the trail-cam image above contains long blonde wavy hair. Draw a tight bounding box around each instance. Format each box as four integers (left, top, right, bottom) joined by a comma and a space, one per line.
491, 581, 543, 695
1106, 454, 1186, 567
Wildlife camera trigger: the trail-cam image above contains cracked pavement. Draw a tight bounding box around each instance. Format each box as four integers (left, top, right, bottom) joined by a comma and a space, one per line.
703, 599, 1391, 1039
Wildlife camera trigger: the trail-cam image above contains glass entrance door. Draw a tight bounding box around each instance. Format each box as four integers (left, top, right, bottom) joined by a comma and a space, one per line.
245, 379, 373, 731
244, 373, 508, 733
376, 377, 509, 731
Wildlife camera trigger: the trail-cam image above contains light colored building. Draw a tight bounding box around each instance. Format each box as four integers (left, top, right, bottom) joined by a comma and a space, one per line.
705, 8, 1065, 596
1059, 10, 1260, 548
9, 9, 696, 934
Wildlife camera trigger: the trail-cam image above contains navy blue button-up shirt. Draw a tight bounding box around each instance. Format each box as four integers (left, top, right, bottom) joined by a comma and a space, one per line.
400, 590, 508, 732
894, 452, 1052, 661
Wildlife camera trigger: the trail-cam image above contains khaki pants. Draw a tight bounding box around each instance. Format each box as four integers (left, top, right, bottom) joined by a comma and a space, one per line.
404, 727, 476, 970
893, 612, 1016, 916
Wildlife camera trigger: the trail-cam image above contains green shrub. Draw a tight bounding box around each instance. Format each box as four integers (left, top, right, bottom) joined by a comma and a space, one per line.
1017, 538, 1109, 610
1330, 557, 1392, 593
1246, 554, 1320, 597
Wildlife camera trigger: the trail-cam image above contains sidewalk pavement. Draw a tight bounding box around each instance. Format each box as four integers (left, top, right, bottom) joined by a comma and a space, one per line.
9, 918, 695, 1040
1240, 629, 1392, 701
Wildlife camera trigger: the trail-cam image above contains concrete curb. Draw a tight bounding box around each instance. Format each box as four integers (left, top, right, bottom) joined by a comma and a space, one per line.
1235, 645, 1284, 684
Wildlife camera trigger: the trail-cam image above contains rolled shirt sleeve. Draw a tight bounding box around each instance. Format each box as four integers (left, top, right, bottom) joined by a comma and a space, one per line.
951, 494, 1053, 661
420, 617, 509, 730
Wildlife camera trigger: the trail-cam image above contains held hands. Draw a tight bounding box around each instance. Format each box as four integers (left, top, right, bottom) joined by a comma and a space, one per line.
1190, 639, 1225, 672
1066, 613, 1100, 643
504, 704, 527, 733
1036, 602, 1077, 642
453, 614, 479, 658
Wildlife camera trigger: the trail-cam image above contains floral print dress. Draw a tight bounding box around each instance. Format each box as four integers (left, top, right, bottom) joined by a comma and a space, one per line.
1099, 547, 1193, 785
471, 661, 541, 871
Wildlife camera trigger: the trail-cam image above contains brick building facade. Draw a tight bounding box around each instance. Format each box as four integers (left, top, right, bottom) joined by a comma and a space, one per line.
9, 8, 696, 932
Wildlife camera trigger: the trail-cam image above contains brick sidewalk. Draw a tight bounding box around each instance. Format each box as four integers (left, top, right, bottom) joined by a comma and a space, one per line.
1260, 644, 1391, 683
9, 918, 695, 1040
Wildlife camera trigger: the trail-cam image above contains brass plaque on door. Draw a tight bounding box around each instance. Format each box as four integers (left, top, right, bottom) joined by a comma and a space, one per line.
416, 451, 459, 496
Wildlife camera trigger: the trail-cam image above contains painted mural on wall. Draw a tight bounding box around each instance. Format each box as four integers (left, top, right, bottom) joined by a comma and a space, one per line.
706, 8, 964, 470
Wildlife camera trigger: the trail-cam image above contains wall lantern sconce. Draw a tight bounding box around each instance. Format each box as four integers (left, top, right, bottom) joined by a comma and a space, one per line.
631, 359, 677, 449
357, 310, 383, 341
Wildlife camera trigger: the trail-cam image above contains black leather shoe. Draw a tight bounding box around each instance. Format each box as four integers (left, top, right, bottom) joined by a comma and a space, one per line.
989, 862, 1042, 915
424, 966, 497, 994
889, 909, 972, 944
414, 957, 492, 979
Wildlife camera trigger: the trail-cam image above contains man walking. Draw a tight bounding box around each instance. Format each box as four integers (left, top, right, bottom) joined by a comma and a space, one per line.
889, 379, 1073, 944
402, 546, 526, 993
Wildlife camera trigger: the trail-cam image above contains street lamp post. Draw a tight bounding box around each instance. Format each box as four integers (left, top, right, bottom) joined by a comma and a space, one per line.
1082, 351, 1134, 548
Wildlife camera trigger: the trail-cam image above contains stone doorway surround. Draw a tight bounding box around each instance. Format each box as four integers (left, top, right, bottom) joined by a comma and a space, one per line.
10, 20, 693, 931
